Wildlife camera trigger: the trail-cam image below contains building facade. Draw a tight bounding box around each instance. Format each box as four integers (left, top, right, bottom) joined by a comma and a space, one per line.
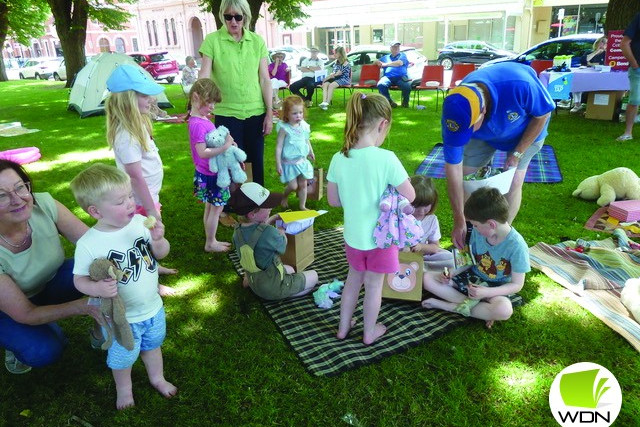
2, 0, 609, 65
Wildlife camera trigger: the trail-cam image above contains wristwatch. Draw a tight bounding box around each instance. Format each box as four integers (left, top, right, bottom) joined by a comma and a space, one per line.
512, 151, 524, 159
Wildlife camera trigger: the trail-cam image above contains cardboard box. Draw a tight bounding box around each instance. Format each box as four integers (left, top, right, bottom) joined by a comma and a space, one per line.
280, 225, 314, 272
585, 91, 625, 121
306, 168, 324, 201
382, 251, 424, 302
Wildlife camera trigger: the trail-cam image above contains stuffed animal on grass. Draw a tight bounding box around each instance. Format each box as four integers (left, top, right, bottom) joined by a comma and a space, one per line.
572, 167, 640, 206
313, 279, 344, 309
621, 278, 640, 324
204, 125, 247, 188
88, 258, 134, 351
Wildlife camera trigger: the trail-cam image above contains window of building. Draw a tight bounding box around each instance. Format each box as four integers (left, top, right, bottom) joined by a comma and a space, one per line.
372, 29, 383, 44
133, 38, 139, 52
171, 19, 177, 45
98, 38, 110, 52
398, 22, 424, 48
165, 19, 170, 45
146, 21, 152, 46
115, 38, 125, 53
152, 20, 158, 46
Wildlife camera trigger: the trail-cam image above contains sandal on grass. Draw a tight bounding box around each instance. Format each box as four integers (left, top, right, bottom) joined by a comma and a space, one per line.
5, 350, 31, 374
616, 134, 633, 141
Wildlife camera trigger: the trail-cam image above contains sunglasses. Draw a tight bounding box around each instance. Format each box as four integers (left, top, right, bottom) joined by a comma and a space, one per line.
223, 14, 243, 22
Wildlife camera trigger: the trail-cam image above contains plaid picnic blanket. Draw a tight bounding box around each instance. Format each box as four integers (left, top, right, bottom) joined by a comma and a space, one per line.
415, 143, 562, 183
229, 228, 472, 376
529, 238, 640, 352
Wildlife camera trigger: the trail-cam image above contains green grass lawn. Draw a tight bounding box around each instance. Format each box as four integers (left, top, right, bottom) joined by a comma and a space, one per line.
0, 80, 639, 426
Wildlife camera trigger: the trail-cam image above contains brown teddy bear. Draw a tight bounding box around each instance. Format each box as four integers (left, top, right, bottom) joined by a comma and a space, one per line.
88, 258, 134, 351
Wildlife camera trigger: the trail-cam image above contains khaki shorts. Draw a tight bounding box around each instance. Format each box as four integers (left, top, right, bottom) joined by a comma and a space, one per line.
464, 138, 544, 171
248, 261, 306, 300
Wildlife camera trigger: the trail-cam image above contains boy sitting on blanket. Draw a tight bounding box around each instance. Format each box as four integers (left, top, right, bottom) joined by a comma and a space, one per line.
229, 182, 318, 300
421, 187, 530, 328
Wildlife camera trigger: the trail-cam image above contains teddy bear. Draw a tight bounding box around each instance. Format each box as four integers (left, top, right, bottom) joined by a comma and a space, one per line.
88, 258, 134, 351
621, 278, 640, 324
204, 125, 248, 188
572, 167, 640, 206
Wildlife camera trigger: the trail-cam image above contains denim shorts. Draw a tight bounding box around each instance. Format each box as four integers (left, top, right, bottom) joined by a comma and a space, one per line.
628, 67, 640, 106
464, 138, 544, 171
106, 307, 166, 370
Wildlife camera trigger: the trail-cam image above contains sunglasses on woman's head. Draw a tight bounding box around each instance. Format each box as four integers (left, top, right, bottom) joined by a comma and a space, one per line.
224, 14, 243, 21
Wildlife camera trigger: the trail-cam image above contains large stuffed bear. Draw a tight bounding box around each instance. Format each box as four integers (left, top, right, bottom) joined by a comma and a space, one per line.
204, 125, 248, 188
572, 167, 640, 206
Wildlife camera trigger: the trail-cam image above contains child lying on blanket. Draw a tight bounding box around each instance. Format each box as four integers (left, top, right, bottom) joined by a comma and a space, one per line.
229, 182, 318, 300
421, 187, 530, 328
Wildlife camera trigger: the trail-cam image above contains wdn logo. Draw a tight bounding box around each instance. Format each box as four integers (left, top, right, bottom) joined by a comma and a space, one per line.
549, 362, 622, 426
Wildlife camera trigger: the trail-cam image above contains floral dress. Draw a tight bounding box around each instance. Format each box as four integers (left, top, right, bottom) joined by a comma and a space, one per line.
278, 120, 314, 184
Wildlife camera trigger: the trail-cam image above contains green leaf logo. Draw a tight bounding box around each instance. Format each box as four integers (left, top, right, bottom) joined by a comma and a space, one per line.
559, 368, 610, 408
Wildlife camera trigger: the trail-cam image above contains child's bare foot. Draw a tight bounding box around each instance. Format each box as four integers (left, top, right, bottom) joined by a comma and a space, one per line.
158, 265, 178, 275
336, 317, 357, 340
363, 323, 386, 345
205, 241, 231, 253
299, 206, 309, 211
116, 388, 135, 410
281, 198, 289, 208
485, 320, 495, 329
421, 298, 450, 310
152, 379, 178, 399
158, 284, 177, 297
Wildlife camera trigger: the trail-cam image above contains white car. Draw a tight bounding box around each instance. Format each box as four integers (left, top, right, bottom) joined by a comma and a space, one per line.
18, 58, 63, 80
53, 60, 67, 81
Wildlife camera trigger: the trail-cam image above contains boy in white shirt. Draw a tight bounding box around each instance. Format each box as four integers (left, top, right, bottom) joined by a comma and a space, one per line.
70, 163, 176, 410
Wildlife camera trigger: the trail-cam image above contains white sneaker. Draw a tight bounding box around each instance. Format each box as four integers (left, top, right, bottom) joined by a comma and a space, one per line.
319, 102, 328, 110
5, 350, 31, 374
570, 104, 584, 113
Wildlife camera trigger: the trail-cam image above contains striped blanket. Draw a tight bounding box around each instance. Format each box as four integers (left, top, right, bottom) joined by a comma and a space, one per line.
229, 228, 472, 376
415, 143, 563, 183
529, 238, 640, 352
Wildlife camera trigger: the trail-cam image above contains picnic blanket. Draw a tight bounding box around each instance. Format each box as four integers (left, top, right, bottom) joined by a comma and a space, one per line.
529, 237, 640, 352
585, 206, 640, 238
0, 122, 40, 137
229, 228, 472, 376
415, 143, 562, 183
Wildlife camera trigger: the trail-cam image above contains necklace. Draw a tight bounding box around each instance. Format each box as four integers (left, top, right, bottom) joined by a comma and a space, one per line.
0, 223, 31, 248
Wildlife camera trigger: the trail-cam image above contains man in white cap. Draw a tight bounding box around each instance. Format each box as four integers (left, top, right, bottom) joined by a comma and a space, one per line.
374, 41, 411, 108
290, 47, 325, 108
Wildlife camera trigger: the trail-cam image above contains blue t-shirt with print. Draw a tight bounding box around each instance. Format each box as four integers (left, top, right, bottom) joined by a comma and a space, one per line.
381, 52, 409, 79
469, 226, 530, 284
624, 13, 640, 64
443, 62, 555, 164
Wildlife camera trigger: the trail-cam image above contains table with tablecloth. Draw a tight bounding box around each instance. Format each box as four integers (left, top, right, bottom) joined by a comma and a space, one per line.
540, 68, 630, 93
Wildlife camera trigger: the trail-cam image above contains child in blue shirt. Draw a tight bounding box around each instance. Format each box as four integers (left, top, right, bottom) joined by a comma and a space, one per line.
422, 187, 530, 328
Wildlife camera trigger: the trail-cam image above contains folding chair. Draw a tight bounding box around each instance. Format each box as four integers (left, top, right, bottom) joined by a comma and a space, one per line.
279, 69, 291, 99
441, 63, 475, 94
412, 65, 445, 110
530, 60, 553, 77
352, 64, 382, 91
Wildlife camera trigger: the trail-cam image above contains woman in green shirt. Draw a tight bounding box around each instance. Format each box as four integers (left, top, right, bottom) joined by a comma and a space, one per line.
0, 160, 101, 374
199, 0, 273, 186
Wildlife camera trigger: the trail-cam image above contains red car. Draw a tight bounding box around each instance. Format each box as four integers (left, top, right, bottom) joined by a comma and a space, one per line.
129, 52, 179, 83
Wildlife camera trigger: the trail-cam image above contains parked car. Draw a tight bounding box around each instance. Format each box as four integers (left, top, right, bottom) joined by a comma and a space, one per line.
480, 33, 603, 69
18, 58, 62, 80
324, 45, 428, 86
3, 58, 21, 80
53, 55, 97, 81
129, 52, 179, 83
437, 40, 514, 70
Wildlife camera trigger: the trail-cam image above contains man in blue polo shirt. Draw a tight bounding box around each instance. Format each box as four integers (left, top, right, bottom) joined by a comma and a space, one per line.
441, 62, 555, 249
374, 41, 411, 108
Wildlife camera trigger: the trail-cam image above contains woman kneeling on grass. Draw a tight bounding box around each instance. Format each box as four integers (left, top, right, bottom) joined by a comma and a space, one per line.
0, 160, 102, 375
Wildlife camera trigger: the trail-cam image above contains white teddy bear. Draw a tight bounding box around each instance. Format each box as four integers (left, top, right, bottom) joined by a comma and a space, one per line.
204, 125, 248, 188
572, 167, 640, 207
621, 278, 640, 324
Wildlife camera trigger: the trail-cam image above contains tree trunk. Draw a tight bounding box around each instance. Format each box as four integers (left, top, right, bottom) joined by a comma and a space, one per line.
605, 0, 640, 33
0, 2, 9, 81
47, 0, 89, 88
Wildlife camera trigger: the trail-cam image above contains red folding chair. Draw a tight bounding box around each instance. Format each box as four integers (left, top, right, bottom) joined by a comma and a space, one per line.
412, 65, 445, 110
530, 60, 553, 77
441, 63, 475, 94
352, 64, 382, 91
